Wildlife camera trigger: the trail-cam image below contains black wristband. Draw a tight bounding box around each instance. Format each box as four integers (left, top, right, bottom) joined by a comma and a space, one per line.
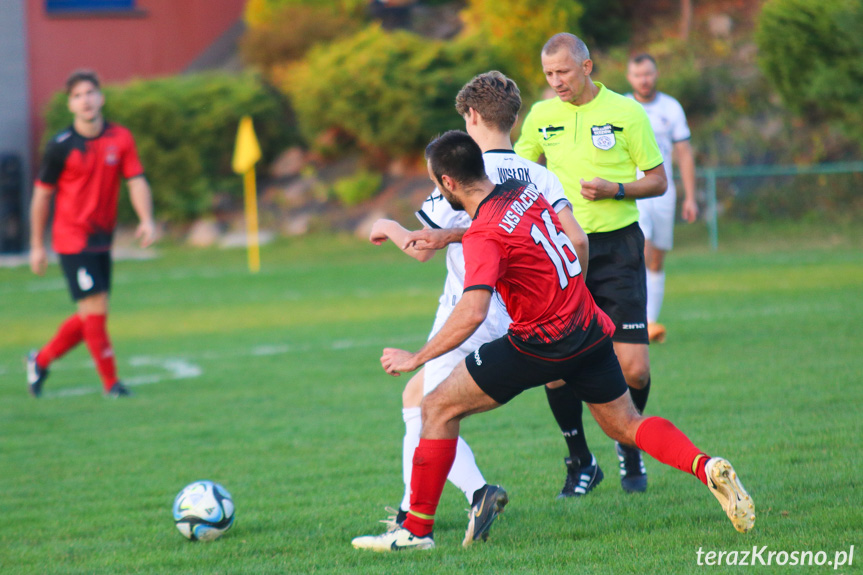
614, 182, 625, 200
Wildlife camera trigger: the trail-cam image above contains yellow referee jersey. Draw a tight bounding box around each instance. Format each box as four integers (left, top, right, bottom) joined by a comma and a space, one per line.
515, 83, 663, 233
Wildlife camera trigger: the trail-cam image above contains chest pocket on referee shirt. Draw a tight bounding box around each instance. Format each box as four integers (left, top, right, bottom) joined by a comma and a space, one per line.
590, 124, 629, 167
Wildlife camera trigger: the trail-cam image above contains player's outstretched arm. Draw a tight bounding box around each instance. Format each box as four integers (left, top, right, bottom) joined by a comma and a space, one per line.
369, 219, 436, 262
403, 227, 467, 252
128, 176, 155, 248
556, 206, 589, 278
29, 184, 54, 276
382, 289, 491, 376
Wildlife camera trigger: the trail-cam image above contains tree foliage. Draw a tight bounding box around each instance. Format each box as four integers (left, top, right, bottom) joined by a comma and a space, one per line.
243, 0, 366, 28
459, 0, 584, 90
241, 2, 363, 74
757, 0, 863, 143
284, 25, 505, 160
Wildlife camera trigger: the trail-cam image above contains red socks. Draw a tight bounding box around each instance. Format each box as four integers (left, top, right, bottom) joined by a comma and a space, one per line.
82, 314, 118, 392
403, 438, 458, 537
635, 416, 709, 485
37, 314, 84, 368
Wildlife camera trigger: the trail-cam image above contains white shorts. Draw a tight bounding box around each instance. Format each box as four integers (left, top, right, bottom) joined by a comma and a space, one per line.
637, 184, 677, 251
423, 294, 510, 395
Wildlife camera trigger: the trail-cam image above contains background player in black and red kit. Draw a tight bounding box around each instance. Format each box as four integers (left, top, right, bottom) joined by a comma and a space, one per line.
27, 69, 155, 398
352, 131, 754, 551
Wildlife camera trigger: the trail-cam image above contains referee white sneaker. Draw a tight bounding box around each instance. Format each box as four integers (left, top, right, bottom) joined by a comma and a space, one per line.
351, 527, 435, 552
705, 457, 755, 533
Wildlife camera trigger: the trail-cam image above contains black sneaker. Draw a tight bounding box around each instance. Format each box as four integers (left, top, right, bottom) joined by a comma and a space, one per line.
616, 442, 647, 493
557, 455, 604, 498
462, 484, 508, 547
26, 350, 49, 398
105, 382, 132, 398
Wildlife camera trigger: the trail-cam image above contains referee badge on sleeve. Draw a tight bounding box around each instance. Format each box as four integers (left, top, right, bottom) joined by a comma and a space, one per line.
591, 124, 618, 150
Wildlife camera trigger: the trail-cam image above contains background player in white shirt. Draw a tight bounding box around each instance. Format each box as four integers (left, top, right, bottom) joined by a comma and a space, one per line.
363, 71, 587, 545
627, 53, 698, 343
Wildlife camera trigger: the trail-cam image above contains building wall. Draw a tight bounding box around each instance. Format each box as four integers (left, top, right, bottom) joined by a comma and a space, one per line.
0, 1, 32, 186
27, 0, 246, 150
0, 1, 32, 252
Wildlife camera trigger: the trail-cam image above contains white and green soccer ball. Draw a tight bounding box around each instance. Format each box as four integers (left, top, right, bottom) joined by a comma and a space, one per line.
172, 480, 235, 541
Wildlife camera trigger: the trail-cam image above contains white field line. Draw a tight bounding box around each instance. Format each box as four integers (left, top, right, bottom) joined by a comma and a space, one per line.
9, 334, 426, 399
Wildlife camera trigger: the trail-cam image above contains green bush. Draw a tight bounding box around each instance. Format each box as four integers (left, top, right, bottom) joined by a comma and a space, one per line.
240, 3, 362, 74
757, 0, 863, 144
331, 170, 383, 206
459, 0, 583, 91
285, 25, 506, 160
42, 72, 298, 222
244, 0, 366, 27
577, 0, 631, 49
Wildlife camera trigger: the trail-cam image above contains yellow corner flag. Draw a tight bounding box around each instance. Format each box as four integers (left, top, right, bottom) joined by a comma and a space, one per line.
232, 116, 262, 273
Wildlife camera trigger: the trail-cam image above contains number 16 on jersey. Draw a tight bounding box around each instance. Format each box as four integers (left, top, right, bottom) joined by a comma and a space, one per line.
530, 210, 581, 289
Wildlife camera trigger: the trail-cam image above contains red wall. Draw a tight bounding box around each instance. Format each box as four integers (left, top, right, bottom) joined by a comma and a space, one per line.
27, 0, 245, 146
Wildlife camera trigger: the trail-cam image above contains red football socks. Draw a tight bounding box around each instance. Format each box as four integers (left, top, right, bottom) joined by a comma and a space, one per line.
37, 314, 84, 368
635, 416, 709, 485
82, 314, 118, 392
403, 438, 458, 537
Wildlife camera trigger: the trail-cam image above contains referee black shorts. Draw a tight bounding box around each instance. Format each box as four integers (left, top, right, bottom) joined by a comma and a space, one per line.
59, 251, 112, 302
465, 335, 628, 406
585, 222, 649, 344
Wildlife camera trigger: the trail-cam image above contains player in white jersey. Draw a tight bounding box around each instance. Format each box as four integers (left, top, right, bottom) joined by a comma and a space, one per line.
627, 53, 698, 343
360, 71, 587, 547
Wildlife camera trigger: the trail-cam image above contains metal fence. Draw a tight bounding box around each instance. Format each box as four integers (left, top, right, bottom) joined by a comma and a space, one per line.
697, 161, 863, 250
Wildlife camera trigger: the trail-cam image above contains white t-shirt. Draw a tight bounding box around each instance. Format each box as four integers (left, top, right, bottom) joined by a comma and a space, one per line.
627, 91, 690, 195
416, 149, 570, 306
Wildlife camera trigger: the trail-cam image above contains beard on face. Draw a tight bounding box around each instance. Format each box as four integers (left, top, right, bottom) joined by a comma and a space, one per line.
442, 189, 464, 211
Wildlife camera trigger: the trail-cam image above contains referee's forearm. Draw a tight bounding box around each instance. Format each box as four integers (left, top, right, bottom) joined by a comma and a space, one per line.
624, 173, 667, 199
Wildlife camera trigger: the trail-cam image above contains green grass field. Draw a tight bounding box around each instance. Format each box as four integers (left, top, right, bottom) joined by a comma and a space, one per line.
1, 223, 861, 574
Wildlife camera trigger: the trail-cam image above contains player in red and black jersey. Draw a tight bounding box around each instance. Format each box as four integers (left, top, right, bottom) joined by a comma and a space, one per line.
463, 178, 612, 356
27, 69, 155, 398
352, 131, 754, 551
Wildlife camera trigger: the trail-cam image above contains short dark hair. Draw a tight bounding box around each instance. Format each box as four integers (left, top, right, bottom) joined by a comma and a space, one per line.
542, 33, 590, 63
455, 71, 521, 133
65, 69, 100, 95
425, 131, 486, 187
629, 53, 657, 67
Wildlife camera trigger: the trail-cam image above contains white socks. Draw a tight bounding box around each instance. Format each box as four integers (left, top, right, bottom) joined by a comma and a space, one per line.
401, 407, 422, 511
646, 269, 666, 324
400, 407, 486, 510
449, 436, 487, 502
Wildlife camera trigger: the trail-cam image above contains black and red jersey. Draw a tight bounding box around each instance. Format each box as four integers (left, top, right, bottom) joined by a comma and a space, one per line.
37, 123, 143, 254
463, 180, 615, 358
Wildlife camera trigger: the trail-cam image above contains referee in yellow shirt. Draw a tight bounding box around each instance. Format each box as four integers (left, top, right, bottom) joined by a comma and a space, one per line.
515, 33, 667, 497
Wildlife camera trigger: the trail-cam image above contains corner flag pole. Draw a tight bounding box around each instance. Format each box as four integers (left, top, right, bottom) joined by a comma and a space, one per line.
232, 116, 263, 273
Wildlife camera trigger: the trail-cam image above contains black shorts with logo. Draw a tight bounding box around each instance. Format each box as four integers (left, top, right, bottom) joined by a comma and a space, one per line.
465, 334, 628, 406
585, 222, 648, 344
59, 251, 112, 301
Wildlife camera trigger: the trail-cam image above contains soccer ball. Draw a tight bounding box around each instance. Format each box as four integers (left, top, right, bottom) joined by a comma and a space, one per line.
172, 480, 235, 541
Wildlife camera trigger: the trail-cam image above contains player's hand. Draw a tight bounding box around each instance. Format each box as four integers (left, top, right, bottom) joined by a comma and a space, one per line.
136, 220, 156, 248
29, 246, 47, 276
403, 229, 451, 251
682, 198, 699, 223
579, 177, 615, 201
369, 219, 392, 246
381, 348, 420, 376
